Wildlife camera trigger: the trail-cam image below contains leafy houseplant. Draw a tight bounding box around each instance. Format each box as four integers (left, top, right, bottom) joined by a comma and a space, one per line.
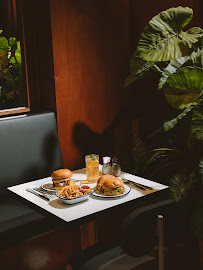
0, 30, 23, 110
125, 7, 203, 235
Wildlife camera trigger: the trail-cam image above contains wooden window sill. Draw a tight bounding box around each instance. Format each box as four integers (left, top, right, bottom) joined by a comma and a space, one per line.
0, 107, 30, 117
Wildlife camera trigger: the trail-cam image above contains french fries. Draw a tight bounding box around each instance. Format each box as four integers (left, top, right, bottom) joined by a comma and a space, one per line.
57, 185, 92, 199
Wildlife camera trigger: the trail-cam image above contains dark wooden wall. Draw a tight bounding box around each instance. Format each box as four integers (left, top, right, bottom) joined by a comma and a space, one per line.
49, 0, 203, 171
50, 0, 133, 171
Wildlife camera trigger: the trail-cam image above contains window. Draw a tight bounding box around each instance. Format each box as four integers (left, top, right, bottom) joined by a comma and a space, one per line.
0, 0, 30, 116
0, 0, 56, 116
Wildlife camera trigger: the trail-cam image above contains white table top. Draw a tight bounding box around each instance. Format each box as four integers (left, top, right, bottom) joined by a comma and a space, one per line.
8, 166, 168, 225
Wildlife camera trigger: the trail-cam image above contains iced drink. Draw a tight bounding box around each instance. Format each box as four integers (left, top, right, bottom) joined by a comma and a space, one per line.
85, 154, 99, 182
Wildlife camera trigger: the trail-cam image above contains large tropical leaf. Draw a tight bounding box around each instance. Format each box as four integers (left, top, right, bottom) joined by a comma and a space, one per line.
130, 52, 145, 73
163, 106, 193, 131
9, 37, 17, 50
125, 60, 157, 87
191, 96, 203, 139
125, 51, 165, 87
158, 56, 190, 90
0, 36, 8, 52
170, 169, 198, 212
159, 47, 203, 90
190, 46, 203, 68
131, 136, 148, 175
0, 51, 8, 77
135, 7, 203, 62
164, 67, 203, 109
11, 41, 21, 65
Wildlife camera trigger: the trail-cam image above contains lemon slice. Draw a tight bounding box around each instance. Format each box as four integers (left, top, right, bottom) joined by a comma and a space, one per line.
87, 160, 99, 168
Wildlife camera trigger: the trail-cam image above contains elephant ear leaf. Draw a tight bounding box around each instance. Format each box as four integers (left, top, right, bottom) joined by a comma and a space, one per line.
163, 67, 203, 109
170, 170, 197, 211
163, 106, 193, 132
0, 36, 9, 52
190, 46, 203, 67
191, 96, 203, 140
158, 56, 190, 90
125, 60, 158, 87
135, 6, 203, 62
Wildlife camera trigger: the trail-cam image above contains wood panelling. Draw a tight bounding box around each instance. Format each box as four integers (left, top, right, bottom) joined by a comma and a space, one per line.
21, 0, 56, 113
49, 0, 203, 169
80, 221, 96, 249
50, 0, 133, 171
0, 227, 81, 270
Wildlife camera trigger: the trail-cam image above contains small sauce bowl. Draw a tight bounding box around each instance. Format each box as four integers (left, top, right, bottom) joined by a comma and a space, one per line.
80, 185, 91, 192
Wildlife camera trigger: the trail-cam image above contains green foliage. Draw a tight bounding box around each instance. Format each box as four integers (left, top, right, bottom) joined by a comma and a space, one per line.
125, 61, 157, 87
169, 170, 198, 213
134, 7, 203, 62
131, 136, 148, 175
192, 96, 203, 140
158, 56, 190, 90
199, 158, 203, 184
163, 106, 193, 132
126, 6, 203, 143
126, 6, 203, 235
0, 31, 23, 110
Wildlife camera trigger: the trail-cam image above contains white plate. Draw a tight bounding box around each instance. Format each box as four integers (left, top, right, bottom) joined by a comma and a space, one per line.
92, 184, 131, 198
56, 190, 94, 205
41, 179, 81, 192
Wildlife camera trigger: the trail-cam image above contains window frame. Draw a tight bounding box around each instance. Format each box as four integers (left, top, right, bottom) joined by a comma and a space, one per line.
0, 0, 56, 117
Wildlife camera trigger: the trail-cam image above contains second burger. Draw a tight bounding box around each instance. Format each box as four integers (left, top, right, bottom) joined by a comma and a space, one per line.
94, 175, 125, 196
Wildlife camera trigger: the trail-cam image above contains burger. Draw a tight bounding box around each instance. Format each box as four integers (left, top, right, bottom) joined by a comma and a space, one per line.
102, 177, 126, 196
94, 174, 115, 194
51, 169, 73, 190
94, 175, 125, 196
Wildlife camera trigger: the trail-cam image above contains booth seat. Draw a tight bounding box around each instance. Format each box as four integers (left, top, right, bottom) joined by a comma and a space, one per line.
0, 112, 63, 249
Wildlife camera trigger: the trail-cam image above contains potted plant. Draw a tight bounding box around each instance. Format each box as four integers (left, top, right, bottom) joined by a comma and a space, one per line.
125, 6, 203, 239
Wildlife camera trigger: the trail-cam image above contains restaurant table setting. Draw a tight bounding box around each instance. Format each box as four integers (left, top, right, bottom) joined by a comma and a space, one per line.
8, 155, 168, 226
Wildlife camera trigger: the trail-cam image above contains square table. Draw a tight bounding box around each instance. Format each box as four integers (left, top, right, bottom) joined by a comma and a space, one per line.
8, 166, 168, 227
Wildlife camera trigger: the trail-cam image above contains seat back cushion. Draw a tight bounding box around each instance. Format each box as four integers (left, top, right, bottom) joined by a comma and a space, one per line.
121, 199, 187, 257
0, 112, 63, 187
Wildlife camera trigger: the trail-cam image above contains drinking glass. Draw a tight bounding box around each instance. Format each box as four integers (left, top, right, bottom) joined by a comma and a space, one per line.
85, 154, 99, 182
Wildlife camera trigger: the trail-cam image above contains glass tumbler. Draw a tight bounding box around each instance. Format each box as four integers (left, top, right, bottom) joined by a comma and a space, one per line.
85, 154, 99, 183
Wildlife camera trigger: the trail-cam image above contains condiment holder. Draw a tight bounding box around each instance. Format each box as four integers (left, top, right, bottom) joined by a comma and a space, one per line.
102, 156, 112, 175
102, 156, 121, 177
111, 157, 121, 177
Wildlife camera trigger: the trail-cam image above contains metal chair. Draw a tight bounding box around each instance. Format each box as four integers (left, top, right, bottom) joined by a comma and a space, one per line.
69, 199, 188, 270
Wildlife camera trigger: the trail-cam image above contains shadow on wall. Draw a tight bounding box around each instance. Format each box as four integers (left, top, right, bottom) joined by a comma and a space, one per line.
72, 106, 130, 168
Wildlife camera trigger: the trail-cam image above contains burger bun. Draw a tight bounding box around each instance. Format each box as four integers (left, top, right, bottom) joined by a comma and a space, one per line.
102, 177, 123, 189
51, 169, 73, 190
97, 174, 115, 186
51, 169, 72, 180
